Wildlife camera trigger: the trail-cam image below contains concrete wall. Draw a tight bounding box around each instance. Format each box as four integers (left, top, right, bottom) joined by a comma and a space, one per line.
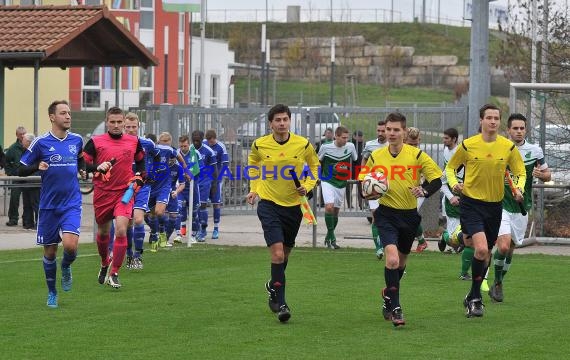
238, 35, 504, 89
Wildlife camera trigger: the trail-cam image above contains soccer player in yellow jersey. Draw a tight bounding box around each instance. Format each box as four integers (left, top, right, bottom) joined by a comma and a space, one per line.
246, 104, 320, 323
445, 104, 526, 318
359, 112, 442, 327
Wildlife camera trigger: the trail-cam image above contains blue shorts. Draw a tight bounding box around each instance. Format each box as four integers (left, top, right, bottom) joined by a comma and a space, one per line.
167, 191, 179, 213
257, 199, 302, 248
198, 181, 212, 205
374, 205, 421, 255
37, 206, 82, 246
134, 184, 151, 212
208, 179, 223, 204
459, 196, 502, 250
148, 185, 171, 209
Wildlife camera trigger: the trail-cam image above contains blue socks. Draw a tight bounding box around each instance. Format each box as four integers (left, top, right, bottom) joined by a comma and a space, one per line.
43, 256, 57, 294
134, 224, 145, 256
61, 249, 76, 269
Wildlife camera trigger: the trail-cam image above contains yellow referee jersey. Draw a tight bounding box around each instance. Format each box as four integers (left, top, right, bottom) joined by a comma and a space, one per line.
445, 134, 526, 202
359, 144, 442, 210
248, 132, 320, 207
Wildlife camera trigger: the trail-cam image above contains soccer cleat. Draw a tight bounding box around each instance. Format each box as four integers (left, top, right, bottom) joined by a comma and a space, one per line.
125, 256, 133, 270
459, 273, 472, 281
331, 241, 340, 250
132, 257, 143, 270
158, 233, 168, 248
375, 247, 384, 260
173, 235, 183, 244
61, 266, 72, 292
106, 273, 122, 289
464, 296, 484, 318
489, 282, 504, 302
438, 231, 449, 252
150, 240, 158, 253
188, 236, 197, 244
265, 281, 280, 313
277, 304, 291, 323
391, 307, 405, 327
381, 287, 392, 321
212, 228, 219, 240
480, 279, 489, 293
196, 230, 206, 243
415, 240, 428, 253
98, 265, 109, 285
165, 241, 173, 248
47, 292, 58, 308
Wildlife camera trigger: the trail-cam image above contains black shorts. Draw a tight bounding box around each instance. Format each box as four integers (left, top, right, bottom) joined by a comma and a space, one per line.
374, 205, 421, 255
257, 199, 302, 248
459, 195, 502, 249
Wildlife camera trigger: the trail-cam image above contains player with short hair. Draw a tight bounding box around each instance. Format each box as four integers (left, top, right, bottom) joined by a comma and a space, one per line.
318, 126, 358, 249
360, 112, 442, 327
361, 120, 388, 259
177, 134, 201, 243
124, 112, 160, 269
246, 103, 319, 323
489, 113, 551, 302
19, 100, 85, 307
445, 104, 526, 317
192, 130, 217, 242
83, 106, 146, 289
204, 129, 230, 239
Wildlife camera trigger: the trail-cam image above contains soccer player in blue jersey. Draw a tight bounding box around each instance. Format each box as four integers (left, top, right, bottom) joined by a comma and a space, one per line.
192, 130, 218, 242
147, 132, 186, 251
177, 135, 201, 243
204, 129, 230, 239
165, 158, 186, 244
124, 113, 160, 269
19, 100, 85, 308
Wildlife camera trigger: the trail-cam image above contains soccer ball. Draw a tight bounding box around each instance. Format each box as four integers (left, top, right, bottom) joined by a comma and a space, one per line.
361, 171, 389, 200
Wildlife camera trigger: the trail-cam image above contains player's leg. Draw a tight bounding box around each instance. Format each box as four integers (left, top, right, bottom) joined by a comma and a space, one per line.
43, 244, 59, 308
329, 186, 344, 249
415, 224, 428, 252
211, 180, 223, 239
322, 182, 335, 248
369, 200, 383, 259
107, 215, 130, 289
197, 182, 212, 240
131, 209, 146, 269
60, 206, 81, 292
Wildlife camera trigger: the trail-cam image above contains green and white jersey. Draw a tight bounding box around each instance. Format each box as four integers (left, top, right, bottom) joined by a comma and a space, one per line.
503, 140, 547, 213
318, 141, 358, 188
362, 139, 387, 160
442, 145, 464, 218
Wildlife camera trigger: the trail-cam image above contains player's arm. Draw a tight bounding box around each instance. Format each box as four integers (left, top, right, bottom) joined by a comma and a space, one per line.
82, 139, 101, 173
247, 140, 262, 195
445, 142, 466, 193
358, 152, 376, 181
134, 139, 146, 175
533, 149, 551, 182
440, 170, 455, 201
418, 153, 443, 198
508, 146, 526, 192
302, 141, 320, 193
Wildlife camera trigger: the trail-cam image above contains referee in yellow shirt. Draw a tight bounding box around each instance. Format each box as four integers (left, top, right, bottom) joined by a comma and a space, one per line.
246, 104, 320, 323
445, 104, 526, 318
360, 112, 442, 327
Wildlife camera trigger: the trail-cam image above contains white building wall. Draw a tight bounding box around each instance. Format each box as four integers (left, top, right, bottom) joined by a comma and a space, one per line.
191, 37, 235, 108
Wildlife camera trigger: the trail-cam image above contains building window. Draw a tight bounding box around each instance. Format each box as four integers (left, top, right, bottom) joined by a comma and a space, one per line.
105, 0, 139, 10
140, 0, 153, 8
193, 74, 201, 104
140, 11, 154, 29
83, 67, 100, 86
82, 90, 100, 109
139, 91, 153, 107
0, 0, 13, 5
84, 0, 101, 5
20, 0, 41, 5
140, 67, 153, 88
211, 75, 219, 106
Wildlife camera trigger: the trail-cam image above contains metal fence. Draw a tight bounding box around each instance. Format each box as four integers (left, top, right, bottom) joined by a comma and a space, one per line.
129, 104, 467, 231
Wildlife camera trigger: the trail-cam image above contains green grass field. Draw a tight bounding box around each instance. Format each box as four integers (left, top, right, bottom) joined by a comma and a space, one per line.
1, 245, 567, 359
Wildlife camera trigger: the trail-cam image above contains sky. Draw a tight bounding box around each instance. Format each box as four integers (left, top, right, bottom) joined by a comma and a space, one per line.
202, 0, 512, 24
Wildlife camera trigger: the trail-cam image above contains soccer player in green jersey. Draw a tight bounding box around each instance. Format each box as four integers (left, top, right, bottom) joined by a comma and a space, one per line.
359, 112, 442, 327
489, 113, 551, 302
318, 126, 358, 249
445, 104, 526, 318
247, 104, 320, 323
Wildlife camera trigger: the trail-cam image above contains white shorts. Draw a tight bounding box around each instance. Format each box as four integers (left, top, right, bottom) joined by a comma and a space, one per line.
498, 209, 528, 245
321, 182, 345, 208
446, 216, 460, 235
368, 199, 379, 210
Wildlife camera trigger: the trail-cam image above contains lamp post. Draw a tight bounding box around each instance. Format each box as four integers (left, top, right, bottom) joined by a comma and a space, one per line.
260, 24, 266, 107
265, 39, 270, 107
330, 37, 335, 107
164, 26, 169, 103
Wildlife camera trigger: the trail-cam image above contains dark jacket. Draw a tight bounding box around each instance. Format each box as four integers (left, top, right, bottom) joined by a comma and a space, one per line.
5, 140, 25, 176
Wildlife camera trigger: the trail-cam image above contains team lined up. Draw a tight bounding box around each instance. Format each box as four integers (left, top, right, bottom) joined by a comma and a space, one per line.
21, 101, 229, 308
